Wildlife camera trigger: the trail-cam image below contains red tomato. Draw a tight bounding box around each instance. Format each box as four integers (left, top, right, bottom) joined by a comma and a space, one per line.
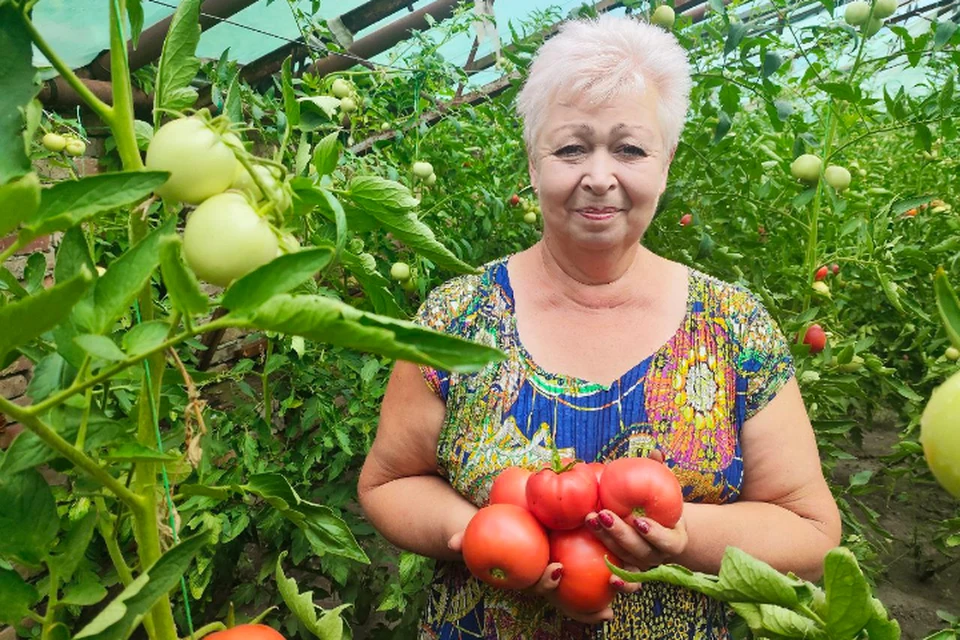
489, 466, 532, 510
680, 213, 693, 226
815, 266, 829, 281
598, 457, 684, 527
206, 625, 285, 640
509, 194, 521, 206
586, 462, 605, 509
550, 527, 622, 613
802, 324, 827, 354
831, 263, 840, 275
527, 464, 599, 530
462, 504, 550, 590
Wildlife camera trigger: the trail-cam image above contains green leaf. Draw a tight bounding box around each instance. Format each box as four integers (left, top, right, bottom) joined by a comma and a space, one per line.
51, 509, 98, 585
934, 20, 957, 48
75, 334, 128, 362
0, 172, 40, 237
276, 554, 351, 640
56, 226, 96, 285
21, 172, 168, 241
281, 56, 300, 129
347, 175, 419, 214
234, 294, 505, 373
223, 72, 243, 124
724, 22, 748, 56
103, 443, 179, 462
122, 321, 170, 356
608, 562, 733, 601
863, 597, 901, 640
61, 579, 108, 606
316, 188, 348, 266
876, 269, 905, 313
83, 216, 176, 334
245, 474, 368, 564
314, 131, 341, 176
222, 246, 335, 313
127, 0, 144, 48
0, 265, 29, 298
823, 547, 873, 638
818, 82, 860, 103
0, 469, 60, 566
0, 5, 35, 184
74, 532, 209, 640
762, 51, 783, 78
300, 96, 341, 119
0, 267, 94, 365
728, 602, 827, 639
717, 547, 801, 608
153, 0, 201, 121
340, 250, 405, 318
368, 208, 475, 274
159, 235, 209, 317
22, 252, 45, 293
0, 567, 40, 625
934, 268, 960, 351
939, 74, 954, 112
25, 352, 71, 402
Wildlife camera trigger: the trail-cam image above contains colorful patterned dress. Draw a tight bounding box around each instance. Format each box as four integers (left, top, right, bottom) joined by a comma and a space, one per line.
412, 255, 795, 639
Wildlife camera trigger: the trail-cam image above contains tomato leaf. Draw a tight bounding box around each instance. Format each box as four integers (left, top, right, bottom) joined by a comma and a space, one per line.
222, 246, 335, 313
876, 268, 905, 313
74, 334, 128, 362
934, 20, 958, 49
822, 547, 873, 638
245, 474, 369, 564
20, 172, 169, 242
122, 320, 170, 356
158, 235, 209, 318
56, 226, 97, 285
127, 0, 144, 48
340, 250, 406, 319
0, 567, 40, 625
934, 267, 960, 350
729, 602, 827, 639
281, 56, 300, 129
0, 172, 40, 237
232, 294, 505, 373
103, 443, 179, 462
0, 5, 34, 185
153, 0, 201, 122
74, 532, 210, 640
0, 267, 94, 366
314, 131, 341, 177
61, 579, 108, 607
348, 175, 419, 213
0, 469, 60, 567
276, 553, 351, 640
50, 508, 98, 586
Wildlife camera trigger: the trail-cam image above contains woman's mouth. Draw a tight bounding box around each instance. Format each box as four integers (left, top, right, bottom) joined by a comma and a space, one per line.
576, 207, 620, 220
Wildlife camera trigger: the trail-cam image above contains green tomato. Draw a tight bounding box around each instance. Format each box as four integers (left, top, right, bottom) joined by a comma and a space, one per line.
920, 370, 960, 498
182, 192, 278, 287
790, 154, 822, 183
873, 0, 897, 18
340, 97, 358, 113
824, 165, 852, 191
523, 211, 538, 224
861, 16, 884, 36
946, 346, 960, 361
146, 117, 238, 205
401, 277, 418, 292
413, 161, 434, 179
390, 262, 411, 281
844, 1, 870, 25
425, 172, 437, 186
278, 232, 301, 256
42, 132, 67, 152
231, 164, 291, 213
332, 78, 352, 99
651, 5, 675, 28
65, 139, 86, 157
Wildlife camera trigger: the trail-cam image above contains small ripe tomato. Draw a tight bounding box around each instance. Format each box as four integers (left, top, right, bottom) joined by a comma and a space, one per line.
206, 624, 285, 640
183, 192, 279, 287
598, 457, 683, 527
815, 266, 829, 281
920, 370, 960, 498
527, 463, 599, 530
462, 504, 550, 590
41, 132, 67, 152
802, 324, 827, 354
679, 213, 693, 226
510, 194, 521, 207
831, 263, 840, 275
489, 467, 532, 510
550, 527, 622, 613
146, 117, 238, 204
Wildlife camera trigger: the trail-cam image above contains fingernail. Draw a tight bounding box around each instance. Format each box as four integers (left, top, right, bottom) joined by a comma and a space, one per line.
587, 517, 601, 530
598, 511, 614, 528
634, 518, 650, 534
612, 579, 625, 589
551, 567, 563, 580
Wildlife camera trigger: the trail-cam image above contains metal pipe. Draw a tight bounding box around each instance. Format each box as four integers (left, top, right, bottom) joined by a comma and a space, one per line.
38, 76, 154, 120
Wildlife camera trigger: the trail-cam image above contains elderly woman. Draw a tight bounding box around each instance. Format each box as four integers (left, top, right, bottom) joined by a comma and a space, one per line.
357, 13, 841, 639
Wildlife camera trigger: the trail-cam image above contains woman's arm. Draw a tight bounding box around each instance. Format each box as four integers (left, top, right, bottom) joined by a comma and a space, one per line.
357, 361, 478, 561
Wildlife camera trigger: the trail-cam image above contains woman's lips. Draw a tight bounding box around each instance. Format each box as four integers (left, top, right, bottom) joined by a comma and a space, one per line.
576, 207, 620, 220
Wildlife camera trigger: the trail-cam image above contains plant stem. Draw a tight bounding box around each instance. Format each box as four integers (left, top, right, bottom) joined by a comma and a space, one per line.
0, 237, 26, 264
20, 14, 113, 125
798, 603, 826, 627
184, 622, 226, 640
95, 501, 136, 586
801, 108, 838, 316
40, 564, 59, 640
0, 396, 143, 508
262, 336, 273, 426
108, 0, 144, 171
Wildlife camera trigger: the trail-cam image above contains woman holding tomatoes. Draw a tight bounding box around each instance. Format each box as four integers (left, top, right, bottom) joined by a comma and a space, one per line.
358, 12, 841, 640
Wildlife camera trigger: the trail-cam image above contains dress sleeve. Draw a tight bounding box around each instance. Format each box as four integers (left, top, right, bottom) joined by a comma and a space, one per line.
737, 294, 796, 419
412, 285, 458, 402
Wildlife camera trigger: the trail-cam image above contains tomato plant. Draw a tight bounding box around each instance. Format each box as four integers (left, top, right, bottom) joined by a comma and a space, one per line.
549, 527, 622, 614
598, 457, 684, 527
462, 504, 550, 590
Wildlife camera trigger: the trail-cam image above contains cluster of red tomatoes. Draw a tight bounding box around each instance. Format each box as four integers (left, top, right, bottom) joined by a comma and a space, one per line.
461, 456, 683, 615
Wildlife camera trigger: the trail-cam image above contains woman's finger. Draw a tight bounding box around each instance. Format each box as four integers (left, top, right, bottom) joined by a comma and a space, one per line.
528, 562, 563, 597
588, 510, 664, 570
611, 565, 643, 594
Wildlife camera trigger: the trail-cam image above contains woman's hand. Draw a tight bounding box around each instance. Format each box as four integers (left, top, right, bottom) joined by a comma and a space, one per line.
447, 531, 641, 624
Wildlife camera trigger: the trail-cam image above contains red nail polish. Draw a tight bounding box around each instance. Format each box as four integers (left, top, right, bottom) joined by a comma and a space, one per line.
635, 518, 650, 534
598, 511, 614, 528
612, 579, 625, 588
588, 517, 601, 530
551, 567, 563, 580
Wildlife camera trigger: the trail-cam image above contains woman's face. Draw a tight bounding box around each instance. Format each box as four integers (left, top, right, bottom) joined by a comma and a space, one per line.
528, 87, 671, 253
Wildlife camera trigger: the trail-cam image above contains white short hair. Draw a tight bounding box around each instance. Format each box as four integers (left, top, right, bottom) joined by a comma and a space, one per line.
516, 13, 692, 159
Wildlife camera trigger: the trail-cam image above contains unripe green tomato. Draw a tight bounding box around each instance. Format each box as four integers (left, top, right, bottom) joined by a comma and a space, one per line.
401, 276, 418, 292
380, 122, 392, 131
811, 281, 832, 298
331, 78, 352, 99
838, 356, 864, 372
858, 168, 867, 177
182, 192, 278, 287
42, 132, 67, 152
651, 5, 675, 28
844, 1, 870, 25
146, 117, 238, 204
425, 172, 437, 186
278, 232, 301, 256
946, 346, 960, 361
920, 370, 960, 498
873, 0, 897, 18
390, 262, 411, 281
824, 165, 852, 191
790, 154, 822, 183
340, 97, 358, 113
413, 161, 434, 179
523, 211, 537, 224
861, 16, 883, 36
65, 139, 86, 157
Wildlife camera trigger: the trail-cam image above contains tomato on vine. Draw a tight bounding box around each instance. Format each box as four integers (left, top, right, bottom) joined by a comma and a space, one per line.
146, 116, 238, 204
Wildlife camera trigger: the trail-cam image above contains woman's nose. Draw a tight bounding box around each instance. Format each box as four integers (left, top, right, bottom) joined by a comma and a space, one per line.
580, 150, 618, 194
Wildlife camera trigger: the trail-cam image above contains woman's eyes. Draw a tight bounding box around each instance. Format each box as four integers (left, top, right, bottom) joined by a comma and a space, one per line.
554, 144, 647, 157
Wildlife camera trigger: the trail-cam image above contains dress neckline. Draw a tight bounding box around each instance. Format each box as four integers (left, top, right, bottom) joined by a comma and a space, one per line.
497, 255, 696, 392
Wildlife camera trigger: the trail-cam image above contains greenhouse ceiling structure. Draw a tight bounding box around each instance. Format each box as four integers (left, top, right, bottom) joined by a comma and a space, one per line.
30, 0, 960, 121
